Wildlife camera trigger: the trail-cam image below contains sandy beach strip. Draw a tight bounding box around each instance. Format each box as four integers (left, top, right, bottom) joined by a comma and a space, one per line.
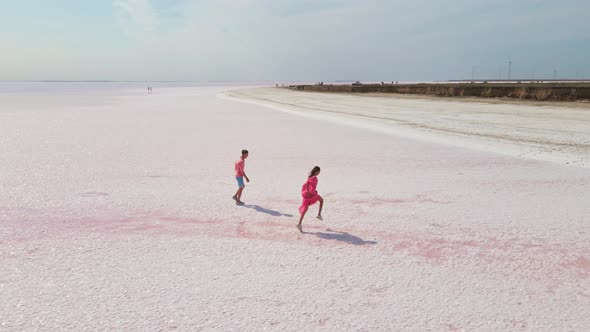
228, 87, 590, 168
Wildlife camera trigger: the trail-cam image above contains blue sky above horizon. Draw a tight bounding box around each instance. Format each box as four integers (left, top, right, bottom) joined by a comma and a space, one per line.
1, 0, 589, 81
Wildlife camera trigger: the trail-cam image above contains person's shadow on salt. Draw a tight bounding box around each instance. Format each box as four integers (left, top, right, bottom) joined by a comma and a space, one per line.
305, 228, 377, 246
243, 204, 294, 217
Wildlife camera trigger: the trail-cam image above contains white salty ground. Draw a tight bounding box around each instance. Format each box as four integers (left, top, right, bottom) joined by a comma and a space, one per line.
1, 84, 589, 331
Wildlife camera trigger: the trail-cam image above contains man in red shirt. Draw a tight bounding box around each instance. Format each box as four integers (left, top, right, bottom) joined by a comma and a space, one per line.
232, 149, 250, 205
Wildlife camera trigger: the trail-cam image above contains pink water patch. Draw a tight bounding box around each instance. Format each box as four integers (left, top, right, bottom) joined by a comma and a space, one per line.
236, 220, 253, 239
445, 323, 461, 332
63, 213, 342, 247
375, 225, 589, 283
159, 216, 223, 226
561, 256, 590, 276
72, 215, 224, 236
383, 232, 481, 261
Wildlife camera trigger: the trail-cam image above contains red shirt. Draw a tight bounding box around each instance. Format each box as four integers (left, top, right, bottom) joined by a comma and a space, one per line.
235, 158, 245, 177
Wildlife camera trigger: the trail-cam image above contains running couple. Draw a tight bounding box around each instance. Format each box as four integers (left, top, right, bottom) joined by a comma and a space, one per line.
232, 149, 324, 233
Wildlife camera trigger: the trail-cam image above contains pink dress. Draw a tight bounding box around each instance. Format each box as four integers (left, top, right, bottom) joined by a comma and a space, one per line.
299, 176, 320, 215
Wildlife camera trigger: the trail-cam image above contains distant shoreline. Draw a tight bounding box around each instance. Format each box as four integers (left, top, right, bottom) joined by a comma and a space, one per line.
285, 82, 590, 102
302, 90, 590, 109
0, 80, 267, 83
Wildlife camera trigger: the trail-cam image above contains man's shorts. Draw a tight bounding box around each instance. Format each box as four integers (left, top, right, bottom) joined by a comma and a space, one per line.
236, 176, 245, 188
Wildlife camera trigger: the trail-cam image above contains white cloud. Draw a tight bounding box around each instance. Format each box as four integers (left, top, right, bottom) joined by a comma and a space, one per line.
103, 0, 590, 81
4, 0, 589, 80
114, 0, 160, 38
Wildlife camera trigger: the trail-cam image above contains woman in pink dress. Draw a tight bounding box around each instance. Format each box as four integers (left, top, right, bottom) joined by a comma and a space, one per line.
297, 166, 324, 233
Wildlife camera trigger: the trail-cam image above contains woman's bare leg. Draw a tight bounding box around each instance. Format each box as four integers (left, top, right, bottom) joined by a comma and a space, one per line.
317, 197, 324, 219
297, 211, 306, 233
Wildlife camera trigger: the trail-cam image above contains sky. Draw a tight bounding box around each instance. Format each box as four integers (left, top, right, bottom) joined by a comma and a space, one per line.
1, 0, 589, 81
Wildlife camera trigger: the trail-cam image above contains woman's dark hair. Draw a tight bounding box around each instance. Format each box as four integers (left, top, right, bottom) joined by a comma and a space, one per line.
309, 166, 321, 177
241, 149, 248, 155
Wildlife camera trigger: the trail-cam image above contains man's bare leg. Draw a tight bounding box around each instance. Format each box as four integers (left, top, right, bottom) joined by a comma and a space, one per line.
234, 187, 244, 204
238, 187, 245, 204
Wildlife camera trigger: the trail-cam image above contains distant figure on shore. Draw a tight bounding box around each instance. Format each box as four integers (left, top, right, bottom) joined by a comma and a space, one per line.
147, 86, 152, 94
297, 166, 324, 233
232, 149, 250, 205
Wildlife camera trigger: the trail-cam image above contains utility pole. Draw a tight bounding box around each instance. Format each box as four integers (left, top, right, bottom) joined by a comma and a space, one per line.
508, 57, 512, 81
553, 68, 557, 80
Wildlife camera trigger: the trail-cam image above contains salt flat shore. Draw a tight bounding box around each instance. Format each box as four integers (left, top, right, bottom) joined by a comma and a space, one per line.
230, 87, 590, 168
1, 84, 589, 331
